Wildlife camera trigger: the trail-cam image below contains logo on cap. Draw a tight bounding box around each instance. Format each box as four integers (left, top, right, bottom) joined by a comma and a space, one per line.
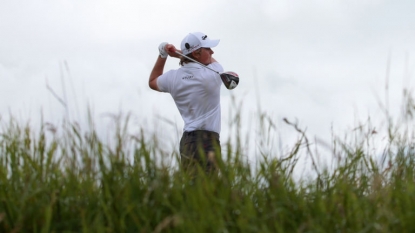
202, 35, 207, 40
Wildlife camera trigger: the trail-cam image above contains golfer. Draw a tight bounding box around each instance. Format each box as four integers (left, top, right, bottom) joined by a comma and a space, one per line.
148, 32, 224, 172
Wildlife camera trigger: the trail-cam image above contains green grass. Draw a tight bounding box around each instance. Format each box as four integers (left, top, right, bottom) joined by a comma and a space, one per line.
1, 105, 415, 233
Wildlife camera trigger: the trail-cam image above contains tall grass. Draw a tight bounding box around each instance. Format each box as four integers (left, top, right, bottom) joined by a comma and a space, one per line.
1, 95, 415, 232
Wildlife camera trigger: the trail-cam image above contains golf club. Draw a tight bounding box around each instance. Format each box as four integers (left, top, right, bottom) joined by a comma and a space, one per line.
175, 50, 239, 90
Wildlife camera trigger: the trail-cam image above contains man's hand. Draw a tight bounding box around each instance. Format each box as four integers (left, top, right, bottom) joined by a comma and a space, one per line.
166, 44, 180, 58
158, 42, 169, 58
159, 42, 182, 59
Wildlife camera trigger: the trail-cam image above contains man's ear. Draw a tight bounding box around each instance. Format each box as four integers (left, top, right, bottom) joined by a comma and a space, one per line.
191, 50, 199, 59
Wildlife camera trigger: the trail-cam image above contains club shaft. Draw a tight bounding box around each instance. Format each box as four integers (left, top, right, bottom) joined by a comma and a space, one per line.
175, 51, 220, 74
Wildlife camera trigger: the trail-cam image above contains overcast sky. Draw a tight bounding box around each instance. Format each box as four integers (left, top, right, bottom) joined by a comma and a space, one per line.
1, 0, 415, 168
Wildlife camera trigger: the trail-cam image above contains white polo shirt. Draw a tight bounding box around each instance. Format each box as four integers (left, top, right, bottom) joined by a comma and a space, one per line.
157, 62, 224, 134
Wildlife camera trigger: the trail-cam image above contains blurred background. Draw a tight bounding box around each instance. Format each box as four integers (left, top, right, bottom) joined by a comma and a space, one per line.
1, 0, 414, 169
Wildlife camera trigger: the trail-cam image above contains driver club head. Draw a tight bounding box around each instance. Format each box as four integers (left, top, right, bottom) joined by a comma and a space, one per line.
220, 71, 239, 90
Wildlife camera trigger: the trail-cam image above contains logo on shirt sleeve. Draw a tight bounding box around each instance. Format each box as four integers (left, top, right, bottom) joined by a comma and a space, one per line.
182, 75, 194, 80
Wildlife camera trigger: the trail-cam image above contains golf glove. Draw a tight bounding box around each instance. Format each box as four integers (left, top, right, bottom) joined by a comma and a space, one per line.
158, 42, 168, 58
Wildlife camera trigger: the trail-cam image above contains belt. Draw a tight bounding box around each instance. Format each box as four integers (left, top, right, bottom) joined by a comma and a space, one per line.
183, 130, 219, 139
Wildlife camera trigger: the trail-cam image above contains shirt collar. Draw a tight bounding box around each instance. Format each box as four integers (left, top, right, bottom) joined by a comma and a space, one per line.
183, 62, 204, 69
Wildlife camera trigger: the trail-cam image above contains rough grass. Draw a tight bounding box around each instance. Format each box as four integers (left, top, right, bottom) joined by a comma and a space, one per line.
1, 103, 415, 233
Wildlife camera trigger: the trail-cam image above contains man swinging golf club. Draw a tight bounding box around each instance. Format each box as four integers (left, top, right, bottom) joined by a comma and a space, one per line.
149, 32, 239, 172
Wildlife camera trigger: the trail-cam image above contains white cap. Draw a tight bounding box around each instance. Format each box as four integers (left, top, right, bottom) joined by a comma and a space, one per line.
180, 32, 220, 55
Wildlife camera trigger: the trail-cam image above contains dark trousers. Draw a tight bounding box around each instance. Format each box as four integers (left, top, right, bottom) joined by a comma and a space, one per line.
179, 130, 221, 172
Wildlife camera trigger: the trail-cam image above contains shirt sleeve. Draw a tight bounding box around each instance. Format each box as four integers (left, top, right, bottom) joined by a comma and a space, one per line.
156, 70, 174, 93
209, 62, 224, 73
208, 62, 224, 86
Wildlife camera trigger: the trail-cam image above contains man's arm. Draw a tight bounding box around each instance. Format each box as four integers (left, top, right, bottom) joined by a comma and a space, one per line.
148, 43, 180, 91
149, 56, 166, 91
